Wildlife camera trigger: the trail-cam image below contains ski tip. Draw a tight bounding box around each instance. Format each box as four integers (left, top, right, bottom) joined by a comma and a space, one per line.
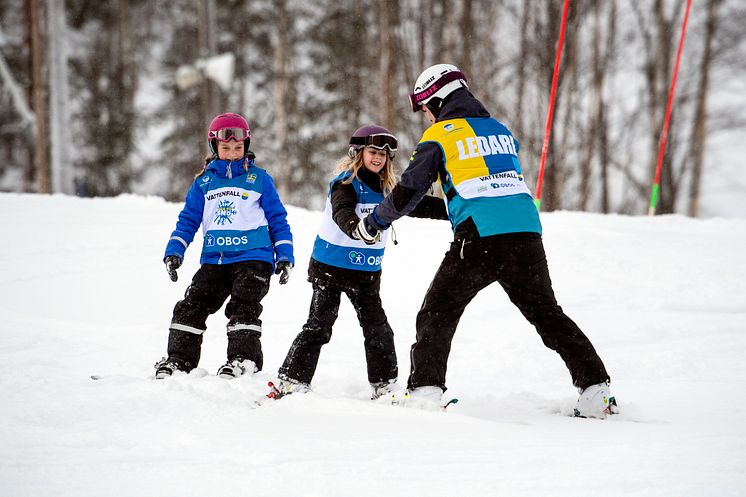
266, 381, 281, 399
90, 375, 102, 380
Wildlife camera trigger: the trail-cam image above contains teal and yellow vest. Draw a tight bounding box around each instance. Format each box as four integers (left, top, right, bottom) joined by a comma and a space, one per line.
419, 117, 542, 236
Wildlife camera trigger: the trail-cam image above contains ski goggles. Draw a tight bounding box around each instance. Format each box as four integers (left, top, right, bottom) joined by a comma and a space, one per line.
408, 71, 467, 112
349, 133, 398, 155
209, 127, 251, 142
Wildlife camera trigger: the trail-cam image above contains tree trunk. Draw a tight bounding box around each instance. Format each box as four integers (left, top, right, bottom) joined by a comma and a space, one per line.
579, 0, 603, 211
273, 0, 291, 199
379, 0, 396, 130
688, 0, 721, 217
47, 0, 73, 194
28, 0, 49, 194
514, 0, 531, 141
198, 0, 218, 153
459, 0, 472, 80
599, 102, 610, 213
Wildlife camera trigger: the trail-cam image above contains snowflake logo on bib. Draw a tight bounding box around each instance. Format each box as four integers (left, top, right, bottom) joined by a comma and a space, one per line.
214, 200, 237, 225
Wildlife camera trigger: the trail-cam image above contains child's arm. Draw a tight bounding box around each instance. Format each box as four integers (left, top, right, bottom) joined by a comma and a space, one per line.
260, 174, 294, 266
163, 182, 204, 262
330, 181, 360, 238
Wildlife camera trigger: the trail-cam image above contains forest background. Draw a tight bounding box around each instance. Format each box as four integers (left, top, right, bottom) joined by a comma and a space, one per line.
1, 0, 745, 217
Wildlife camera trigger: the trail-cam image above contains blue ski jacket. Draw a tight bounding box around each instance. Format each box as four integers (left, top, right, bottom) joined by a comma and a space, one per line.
164, 158, 294, 267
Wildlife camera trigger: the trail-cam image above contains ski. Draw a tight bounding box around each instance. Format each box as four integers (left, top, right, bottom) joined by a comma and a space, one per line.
388, 392, 459, 412
90, 374, 139, 381
266, 381, 282, 399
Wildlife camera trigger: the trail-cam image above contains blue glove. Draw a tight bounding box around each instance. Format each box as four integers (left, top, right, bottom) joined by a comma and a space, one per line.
165, 255, 182, 282
275, 260, 293, 285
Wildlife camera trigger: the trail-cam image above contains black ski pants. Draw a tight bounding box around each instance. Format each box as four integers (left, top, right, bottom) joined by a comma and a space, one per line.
167, 260, 272, 370
278, 282, 398, 385
408, 232, 609, 391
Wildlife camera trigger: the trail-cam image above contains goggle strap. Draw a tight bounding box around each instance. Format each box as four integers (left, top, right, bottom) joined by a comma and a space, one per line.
211, 127, 250, 141
409, 71, 467, 110
349, 133, 398, 151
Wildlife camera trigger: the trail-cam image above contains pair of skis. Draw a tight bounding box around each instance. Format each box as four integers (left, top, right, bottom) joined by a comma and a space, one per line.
267, 381, 459, 411
91, 375, 459, 411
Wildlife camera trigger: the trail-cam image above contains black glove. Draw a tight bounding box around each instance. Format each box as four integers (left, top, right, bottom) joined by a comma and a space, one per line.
275, 260, 293, 285
341, 217, 360, 240
165, 255, 182, 282
353, 216, 381, 245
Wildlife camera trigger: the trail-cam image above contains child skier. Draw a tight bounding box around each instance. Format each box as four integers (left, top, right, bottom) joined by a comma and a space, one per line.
271, 124, 448, 400
154, 112, 294, 379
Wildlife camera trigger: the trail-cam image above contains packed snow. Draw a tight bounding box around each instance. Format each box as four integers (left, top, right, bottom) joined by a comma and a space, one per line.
1, 193, 744, 497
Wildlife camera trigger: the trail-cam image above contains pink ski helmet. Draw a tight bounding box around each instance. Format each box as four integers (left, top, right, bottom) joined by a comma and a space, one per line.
207, 113, 251, 157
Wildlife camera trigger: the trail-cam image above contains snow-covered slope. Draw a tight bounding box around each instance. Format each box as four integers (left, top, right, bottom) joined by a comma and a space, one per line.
1, 193, 744, 497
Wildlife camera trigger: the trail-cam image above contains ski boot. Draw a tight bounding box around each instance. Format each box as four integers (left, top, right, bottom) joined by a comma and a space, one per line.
370, 379, 403, 400
574, 382, 618, 419
154, 357, 192, 379
216, 357, 257, 379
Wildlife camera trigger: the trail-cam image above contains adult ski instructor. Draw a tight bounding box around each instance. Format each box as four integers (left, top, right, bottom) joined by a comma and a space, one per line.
354, 64, 616, 418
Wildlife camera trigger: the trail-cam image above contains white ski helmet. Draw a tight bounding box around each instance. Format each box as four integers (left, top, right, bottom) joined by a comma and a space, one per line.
409, 63, 468, 113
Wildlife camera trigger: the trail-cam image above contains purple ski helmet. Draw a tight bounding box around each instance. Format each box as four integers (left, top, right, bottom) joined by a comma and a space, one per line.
348, 124, 398, 159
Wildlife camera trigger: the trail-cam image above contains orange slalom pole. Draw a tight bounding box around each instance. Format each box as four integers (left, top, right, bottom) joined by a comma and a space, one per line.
534, 0, 570, 211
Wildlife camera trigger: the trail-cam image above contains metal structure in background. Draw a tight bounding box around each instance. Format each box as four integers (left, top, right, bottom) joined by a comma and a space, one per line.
533, 0, 570, 212
648, 0, 692, 216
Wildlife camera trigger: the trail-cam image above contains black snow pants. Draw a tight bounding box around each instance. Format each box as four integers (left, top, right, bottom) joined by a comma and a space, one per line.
167, 260, 272, 370
278, 282, 398, 385
408, 232, 609, 391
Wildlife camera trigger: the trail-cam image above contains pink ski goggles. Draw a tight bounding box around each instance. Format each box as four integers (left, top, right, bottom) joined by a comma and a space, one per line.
209, 127, 251, 142
408, 71, 467, 112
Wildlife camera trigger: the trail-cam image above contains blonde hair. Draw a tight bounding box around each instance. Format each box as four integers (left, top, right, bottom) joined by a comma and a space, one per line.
335, 148, 397, 195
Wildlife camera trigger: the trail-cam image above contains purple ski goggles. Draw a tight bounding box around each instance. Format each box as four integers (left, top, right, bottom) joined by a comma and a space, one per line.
349, 133, 398, 156
408, 71, 467, 112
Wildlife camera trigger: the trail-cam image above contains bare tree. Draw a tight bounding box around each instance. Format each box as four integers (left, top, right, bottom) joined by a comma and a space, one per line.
579, 0, 616, 211
631, 0, 688, 214
28, 0, 49, 193
379, 0, 397, 130
459, 0, 473, 80
47, 0, 73, 194
198, 0, 218, 145
537, 0, 568, 212
687, 0, 721, 217
272, 0, 291, 199
514, 0, 532, 142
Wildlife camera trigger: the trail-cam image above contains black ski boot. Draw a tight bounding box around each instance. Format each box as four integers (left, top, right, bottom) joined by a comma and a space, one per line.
154, 357, 192, 379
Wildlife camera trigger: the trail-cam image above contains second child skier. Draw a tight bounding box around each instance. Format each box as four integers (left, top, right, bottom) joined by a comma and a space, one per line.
271, 124, 448, 400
